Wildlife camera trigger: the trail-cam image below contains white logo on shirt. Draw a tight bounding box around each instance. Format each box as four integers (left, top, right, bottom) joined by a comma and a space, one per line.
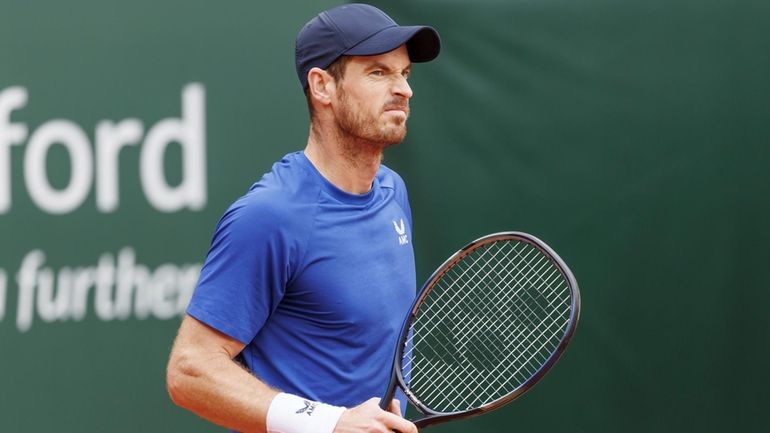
393, 218, 409, 245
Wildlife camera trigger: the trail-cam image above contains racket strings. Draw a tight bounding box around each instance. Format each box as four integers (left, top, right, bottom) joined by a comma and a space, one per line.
408, 262, 564, 409
402, 239, 573, 413
436, 243, 568, 404
405, 242, 564, 364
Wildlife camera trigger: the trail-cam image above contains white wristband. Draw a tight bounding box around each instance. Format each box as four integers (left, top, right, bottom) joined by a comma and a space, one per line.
266, 392, 346, 433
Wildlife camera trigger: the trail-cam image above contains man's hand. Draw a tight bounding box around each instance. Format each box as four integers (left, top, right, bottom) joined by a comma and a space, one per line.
334, 398, 417, 433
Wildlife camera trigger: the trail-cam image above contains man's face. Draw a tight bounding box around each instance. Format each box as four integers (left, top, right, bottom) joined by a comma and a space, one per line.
332, 45, 413, 147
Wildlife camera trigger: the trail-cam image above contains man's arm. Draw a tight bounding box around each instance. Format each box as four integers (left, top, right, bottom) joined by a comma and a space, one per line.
166, 315, 277, 432
166, 315, 417, 433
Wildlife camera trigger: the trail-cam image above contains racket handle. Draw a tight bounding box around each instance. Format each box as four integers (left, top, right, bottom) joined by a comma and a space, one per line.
379, 394, 394, 410
380, 371, 398, 410
380, 388, 401, 433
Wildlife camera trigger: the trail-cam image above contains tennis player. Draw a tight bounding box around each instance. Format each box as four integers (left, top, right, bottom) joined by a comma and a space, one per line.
166, 4, 440, 433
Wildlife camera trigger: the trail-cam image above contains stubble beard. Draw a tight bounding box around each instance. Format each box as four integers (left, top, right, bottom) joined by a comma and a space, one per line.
335, 86, 409, 160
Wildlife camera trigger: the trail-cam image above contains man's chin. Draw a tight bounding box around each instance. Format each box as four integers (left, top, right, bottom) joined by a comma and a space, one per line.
357, 124, 407, 149
381, 135, 406, 149
382, 125, 408, 146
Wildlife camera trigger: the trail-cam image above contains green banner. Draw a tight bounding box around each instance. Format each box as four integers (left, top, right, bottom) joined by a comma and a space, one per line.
2, 0, 768, 432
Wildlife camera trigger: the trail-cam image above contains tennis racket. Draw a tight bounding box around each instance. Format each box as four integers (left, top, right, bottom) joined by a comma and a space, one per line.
380, 231, 580, 428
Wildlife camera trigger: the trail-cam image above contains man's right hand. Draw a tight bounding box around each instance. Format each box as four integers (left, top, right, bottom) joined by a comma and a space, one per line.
334, 397, 417, 433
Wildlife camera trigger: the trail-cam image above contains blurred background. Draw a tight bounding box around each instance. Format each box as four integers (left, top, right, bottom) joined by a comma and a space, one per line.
2, 0, 768, 431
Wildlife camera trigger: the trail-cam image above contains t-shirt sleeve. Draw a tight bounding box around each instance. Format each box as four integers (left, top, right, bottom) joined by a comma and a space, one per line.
187, 194, 293, 344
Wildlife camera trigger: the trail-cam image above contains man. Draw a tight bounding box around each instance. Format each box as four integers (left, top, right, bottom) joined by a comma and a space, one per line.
166, 4, 440, 433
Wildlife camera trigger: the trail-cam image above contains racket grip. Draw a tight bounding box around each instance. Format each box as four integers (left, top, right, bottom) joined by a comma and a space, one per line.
380, 375, 397, 410
381, 396, 402, 433
379, 396, 393, 410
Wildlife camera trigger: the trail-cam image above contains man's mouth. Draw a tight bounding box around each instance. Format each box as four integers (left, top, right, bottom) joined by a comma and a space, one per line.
384, 105, 409, 115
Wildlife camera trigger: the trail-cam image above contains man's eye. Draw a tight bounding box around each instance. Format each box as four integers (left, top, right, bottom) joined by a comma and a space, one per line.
370, 70, 384, 76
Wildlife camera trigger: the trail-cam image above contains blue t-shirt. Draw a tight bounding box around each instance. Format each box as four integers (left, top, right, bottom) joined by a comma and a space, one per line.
187, 151, 416, 411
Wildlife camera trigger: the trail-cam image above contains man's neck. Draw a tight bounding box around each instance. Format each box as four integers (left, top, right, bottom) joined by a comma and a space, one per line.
304, 124, 385, 195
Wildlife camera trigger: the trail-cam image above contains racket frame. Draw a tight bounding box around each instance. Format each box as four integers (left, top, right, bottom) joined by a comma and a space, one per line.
380, 231, 581, 428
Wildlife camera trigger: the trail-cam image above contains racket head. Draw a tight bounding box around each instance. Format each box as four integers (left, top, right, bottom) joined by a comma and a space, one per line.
382, 232, 581, 428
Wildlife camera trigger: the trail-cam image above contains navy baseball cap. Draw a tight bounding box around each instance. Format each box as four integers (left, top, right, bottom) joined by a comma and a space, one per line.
295, 3, 441, 90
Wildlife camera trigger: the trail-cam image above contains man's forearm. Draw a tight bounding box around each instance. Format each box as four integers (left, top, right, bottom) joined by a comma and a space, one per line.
166, 318, 277, 433
165, 316, 415, 433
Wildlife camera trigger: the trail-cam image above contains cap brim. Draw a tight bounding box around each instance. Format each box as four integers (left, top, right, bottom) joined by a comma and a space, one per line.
344, 25, 441, 63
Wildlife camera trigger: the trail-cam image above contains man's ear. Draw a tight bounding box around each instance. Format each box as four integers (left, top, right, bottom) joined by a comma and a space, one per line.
307, 67, 335, 106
